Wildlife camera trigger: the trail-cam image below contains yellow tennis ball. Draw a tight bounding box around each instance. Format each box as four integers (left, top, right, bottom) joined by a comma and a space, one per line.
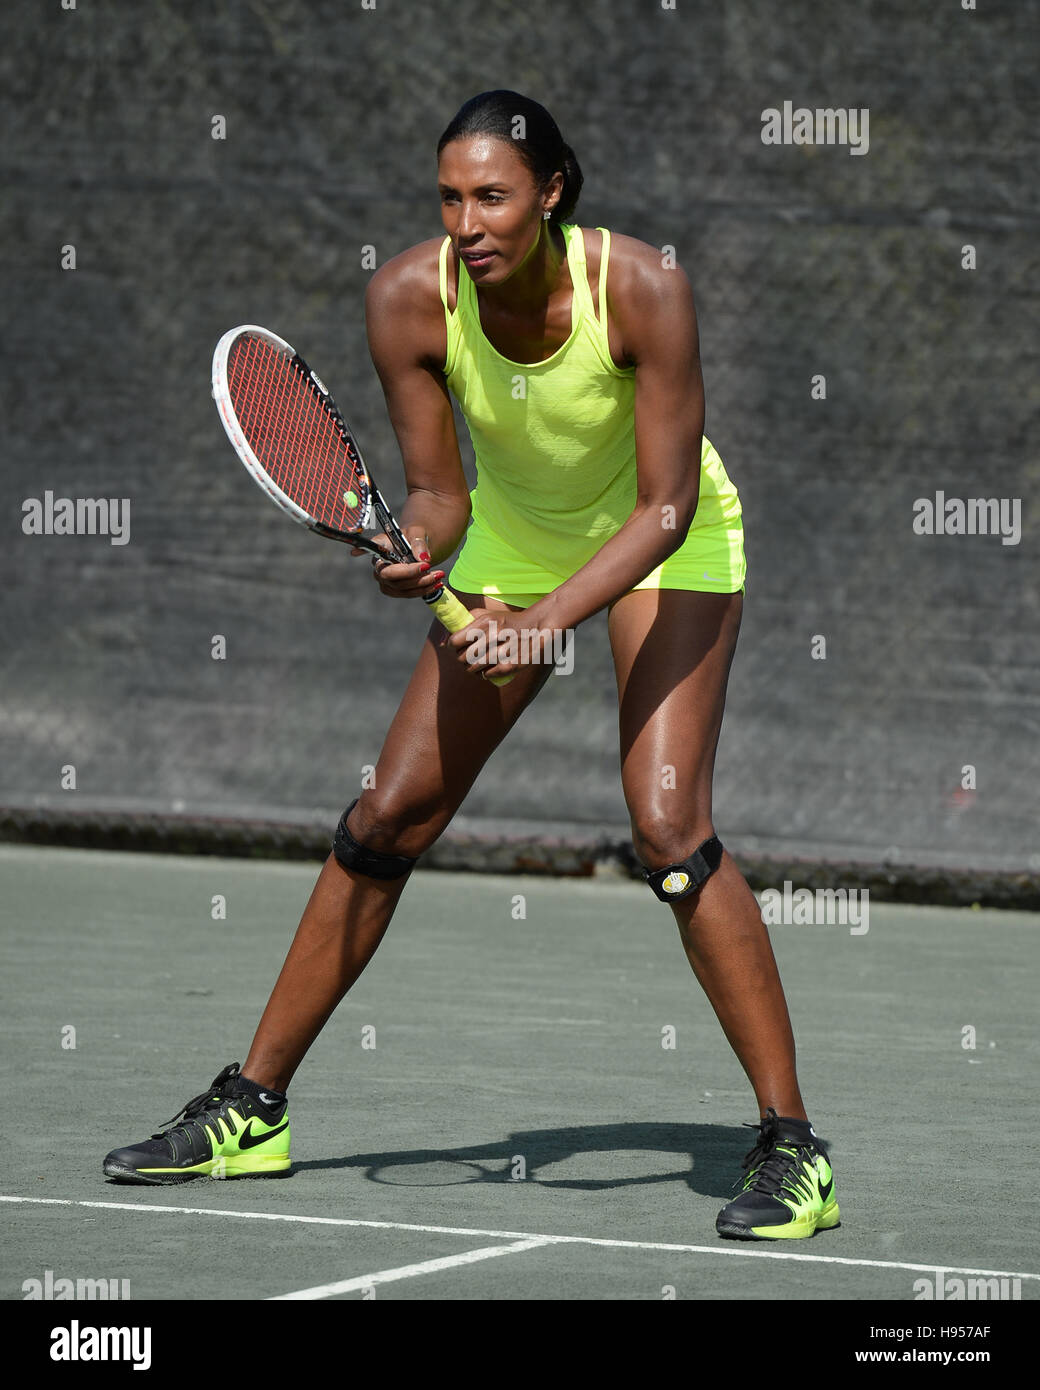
343, 490, 358, 508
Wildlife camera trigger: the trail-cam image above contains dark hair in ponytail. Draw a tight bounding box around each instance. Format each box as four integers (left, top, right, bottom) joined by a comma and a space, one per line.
437, 90, 583, 225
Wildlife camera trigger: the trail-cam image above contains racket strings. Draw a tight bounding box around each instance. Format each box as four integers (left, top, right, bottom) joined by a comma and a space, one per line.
233, 337, 322, 502
237, 337, 350, 519
228, 335, 367, 530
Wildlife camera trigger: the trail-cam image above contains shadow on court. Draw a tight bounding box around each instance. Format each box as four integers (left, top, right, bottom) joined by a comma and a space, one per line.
294, 1121, 751, 1197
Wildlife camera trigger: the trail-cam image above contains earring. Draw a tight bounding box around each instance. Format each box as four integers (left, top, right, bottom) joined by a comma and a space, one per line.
543, 209, 552, 220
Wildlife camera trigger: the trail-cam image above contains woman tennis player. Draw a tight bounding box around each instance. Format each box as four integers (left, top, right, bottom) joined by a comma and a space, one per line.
105, 92, 838, 1242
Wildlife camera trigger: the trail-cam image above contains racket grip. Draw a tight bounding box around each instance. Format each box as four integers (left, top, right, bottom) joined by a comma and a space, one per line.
427, 588, 514, 687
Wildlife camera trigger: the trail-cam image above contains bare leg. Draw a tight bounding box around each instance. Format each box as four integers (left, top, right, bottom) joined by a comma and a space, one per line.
608, 589, 806, 1120
241, 858, 407, 1093
242, 596, 554, 1092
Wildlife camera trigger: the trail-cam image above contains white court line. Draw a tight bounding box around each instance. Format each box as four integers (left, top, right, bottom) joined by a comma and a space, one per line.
3, 1195, 1038, 1283
270, 1237, 553, 1300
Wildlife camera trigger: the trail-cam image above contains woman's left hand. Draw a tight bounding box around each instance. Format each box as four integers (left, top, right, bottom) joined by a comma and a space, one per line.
446, 609, 556, 681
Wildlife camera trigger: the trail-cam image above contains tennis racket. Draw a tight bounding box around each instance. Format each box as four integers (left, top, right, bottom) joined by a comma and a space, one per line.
211, 324, 511, 685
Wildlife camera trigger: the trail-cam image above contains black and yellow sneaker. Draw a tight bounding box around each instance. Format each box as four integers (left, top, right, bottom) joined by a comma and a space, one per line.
103, 1063, 292, 1184
715, 1108, 839, 1240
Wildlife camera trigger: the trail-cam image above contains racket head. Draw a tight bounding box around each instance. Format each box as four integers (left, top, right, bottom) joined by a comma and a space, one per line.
212, 325, 391, 550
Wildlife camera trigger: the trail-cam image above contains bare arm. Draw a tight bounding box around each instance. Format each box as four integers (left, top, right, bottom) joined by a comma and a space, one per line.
364, 243, 472, 583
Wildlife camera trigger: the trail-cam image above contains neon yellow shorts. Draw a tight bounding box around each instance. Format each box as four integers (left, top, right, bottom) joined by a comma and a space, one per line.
450, 471, 746, 608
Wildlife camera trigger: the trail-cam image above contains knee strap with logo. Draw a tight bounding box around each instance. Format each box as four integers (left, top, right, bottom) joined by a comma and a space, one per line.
644, 835, 724, 902
332, 799, 417, 880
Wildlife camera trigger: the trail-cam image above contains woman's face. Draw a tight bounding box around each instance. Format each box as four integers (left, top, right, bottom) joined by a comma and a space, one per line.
438, 135, 559, 285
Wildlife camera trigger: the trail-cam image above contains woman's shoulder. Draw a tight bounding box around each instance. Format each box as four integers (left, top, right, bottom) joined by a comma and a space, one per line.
573, 226, 693, 345
365, 236, 447, 314
364, 237, 451, 367
581, 227, 692, 300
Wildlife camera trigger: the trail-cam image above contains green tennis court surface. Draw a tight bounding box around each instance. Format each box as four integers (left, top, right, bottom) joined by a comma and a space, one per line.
2, 844, 1037, 1302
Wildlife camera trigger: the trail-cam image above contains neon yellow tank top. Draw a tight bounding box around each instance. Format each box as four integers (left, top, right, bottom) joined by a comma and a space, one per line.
439, 225, 738, 581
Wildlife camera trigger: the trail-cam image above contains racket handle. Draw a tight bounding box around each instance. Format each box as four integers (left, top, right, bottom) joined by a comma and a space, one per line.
426, 587, 514, 687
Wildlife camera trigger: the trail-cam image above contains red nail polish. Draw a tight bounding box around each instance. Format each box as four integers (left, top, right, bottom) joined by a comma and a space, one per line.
419, 562, 430, 572
419, 552, 431, 562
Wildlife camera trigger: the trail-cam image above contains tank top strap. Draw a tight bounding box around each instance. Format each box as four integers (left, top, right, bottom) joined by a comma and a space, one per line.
597, 227, 612, 322
438, 235, 454, 317
564, 224, 595, 327
438, 235, 461, 373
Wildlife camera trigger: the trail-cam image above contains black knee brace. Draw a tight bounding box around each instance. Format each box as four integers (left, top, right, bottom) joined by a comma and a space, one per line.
644, 835, 724, 902
332, 800, 417, 880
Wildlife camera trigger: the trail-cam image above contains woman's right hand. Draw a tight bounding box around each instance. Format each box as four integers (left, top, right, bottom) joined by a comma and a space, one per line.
350, 533, 447, 600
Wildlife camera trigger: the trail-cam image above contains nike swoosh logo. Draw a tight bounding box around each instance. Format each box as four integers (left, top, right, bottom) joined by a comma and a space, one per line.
238, 1120, 289, 1150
